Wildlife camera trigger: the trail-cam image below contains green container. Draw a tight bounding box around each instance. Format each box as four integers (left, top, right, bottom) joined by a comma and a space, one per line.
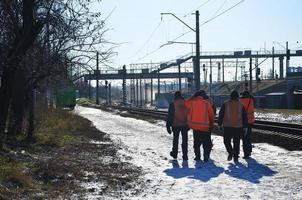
56, 89, 76, 109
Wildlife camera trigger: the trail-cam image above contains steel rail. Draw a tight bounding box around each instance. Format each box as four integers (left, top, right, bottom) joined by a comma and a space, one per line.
112, 106, 302, 139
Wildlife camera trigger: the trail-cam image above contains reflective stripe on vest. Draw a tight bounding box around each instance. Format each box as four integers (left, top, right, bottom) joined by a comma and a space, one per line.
173, 99, 188, 127
240, 98, 255, 124
187, 97, 210, 131
223, 100, 243, 128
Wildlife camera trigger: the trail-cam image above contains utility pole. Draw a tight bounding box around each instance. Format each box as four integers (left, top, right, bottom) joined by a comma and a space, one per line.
88, 72, 91, 100
151, 78, 153, 105
161, 11, 200, 91
96, 52, 99, 105
157, 69, 160, 99
122, 65, 127, 105
222, 58, 225, 83
235, 58, 238, 81
178, 63, 181, 92
139, 75, 142, 107
105, 80, 108, 105
209, 59, 212, 96
136, 76, 139, 106
249, 57, 253, 94
286, 41, 290, 77
195, 10, 200, 91
272, 46, 275, 79
108, 83, 111, 105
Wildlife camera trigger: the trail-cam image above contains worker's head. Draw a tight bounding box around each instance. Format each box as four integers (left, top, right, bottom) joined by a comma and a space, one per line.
199, 89, 208, 99
174, 91, 182, 99
241, 90, 250, 97
230, 90, 239, 100
193, 90, 202, 97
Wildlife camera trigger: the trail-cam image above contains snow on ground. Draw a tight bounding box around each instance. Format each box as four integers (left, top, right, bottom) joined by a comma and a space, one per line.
160, 108, 302, 123
255, 112, 302, 123
76, 106, 302, 200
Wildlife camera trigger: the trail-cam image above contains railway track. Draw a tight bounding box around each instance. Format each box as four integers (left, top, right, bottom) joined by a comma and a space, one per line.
111, 106, 302, 141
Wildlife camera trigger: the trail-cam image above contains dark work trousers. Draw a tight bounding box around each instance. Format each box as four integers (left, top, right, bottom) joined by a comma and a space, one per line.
171, 126, 188, 160
223, 127, 243, 159
242, 124, 253, 156
193, 130, 211, 161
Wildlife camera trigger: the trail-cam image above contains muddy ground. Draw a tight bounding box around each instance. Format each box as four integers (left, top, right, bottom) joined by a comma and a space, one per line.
0, 114, 145, 199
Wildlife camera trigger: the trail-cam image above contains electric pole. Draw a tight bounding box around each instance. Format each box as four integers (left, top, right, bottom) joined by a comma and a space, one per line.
195, 10, 200, 91
96, 52, 99, 105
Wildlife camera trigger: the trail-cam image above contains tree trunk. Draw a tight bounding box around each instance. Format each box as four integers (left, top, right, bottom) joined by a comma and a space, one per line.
0, 67, 16, 148
26, 83, 35, 140
8, 69, 26, 137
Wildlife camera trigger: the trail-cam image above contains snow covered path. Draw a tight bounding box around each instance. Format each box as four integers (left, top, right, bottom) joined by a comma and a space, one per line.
76, 106, 302, 200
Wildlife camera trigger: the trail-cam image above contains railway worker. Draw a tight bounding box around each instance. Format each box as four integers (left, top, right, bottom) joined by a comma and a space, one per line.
166, 91, 189, 160
240, 90, 255, 159
218, 90, 248, 162
186, 90, 214, 162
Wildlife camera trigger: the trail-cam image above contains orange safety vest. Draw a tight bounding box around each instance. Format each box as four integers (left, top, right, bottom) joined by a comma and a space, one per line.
223, 100, 244, 128
172, 99, 188, 127
186, 96, 214, 131
240, 97, 255, 124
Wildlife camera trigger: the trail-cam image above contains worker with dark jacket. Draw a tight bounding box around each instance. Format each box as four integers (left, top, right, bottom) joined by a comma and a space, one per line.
186, 90, 214, 162
166, 91, 189, 160
218, 90, 248, 162
240, 90, 255, 159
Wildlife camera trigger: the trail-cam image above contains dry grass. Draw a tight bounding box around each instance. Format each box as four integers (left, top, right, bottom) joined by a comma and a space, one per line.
0, 156, 34, 190
34, 107, 88, 147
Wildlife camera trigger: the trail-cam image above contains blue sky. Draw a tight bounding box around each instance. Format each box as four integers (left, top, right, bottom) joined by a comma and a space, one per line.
96, 0, 302, 75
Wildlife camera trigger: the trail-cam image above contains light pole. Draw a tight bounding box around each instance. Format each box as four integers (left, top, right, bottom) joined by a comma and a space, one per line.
161, 11, 200, 91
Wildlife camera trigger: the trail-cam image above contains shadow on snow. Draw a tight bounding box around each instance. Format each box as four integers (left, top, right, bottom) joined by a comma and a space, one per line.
225, 158, 277, 183
163, 160, 224, 182
164, 158, 277, 183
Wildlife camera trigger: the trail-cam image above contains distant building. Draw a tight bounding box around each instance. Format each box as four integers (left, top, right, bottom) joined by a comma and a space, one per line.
288, 66, 302, 72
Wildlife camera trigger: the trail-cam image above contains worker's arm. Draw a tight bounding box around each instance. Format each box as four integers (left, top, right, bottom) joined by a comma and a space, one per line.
242, 107, 248, 128
166, 103, 174, 133
218, 103, 225, 126
208, 102, 214, 131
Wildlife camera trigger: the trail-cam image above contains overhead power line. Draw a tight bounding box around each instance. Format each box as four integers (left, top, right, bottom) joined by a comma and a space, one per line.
185, 0, 212, 17
135, 0, 246, 63
130, 19, 163, 59
201, 0, 245, 26
211, 0, 228, 18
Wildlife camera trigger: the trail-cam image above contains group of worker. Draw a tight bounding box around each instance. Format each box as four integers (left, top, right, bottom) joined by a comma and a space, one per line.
166, 89, 255, 163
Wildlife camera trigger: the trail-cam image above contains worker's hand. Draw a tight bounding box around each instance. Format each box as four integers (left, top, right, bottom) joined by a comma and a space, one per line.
243, 128, 248, 136
166, 127, 172, 134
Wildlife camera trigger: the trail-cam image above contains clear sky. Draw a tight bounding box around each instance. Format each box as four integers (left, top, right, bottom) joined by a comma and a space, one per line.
98, 0, 302, 65
91, 0, 302, 83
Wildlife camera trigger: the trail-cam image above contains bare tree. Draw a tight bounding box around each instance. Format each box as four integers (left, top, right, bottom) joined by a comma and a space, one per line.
0, 0, 115, 146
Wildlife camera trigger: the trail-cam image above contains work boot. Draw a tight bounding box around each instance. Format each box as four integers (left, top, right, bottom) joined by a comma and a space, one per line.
227, 154, 233, 161
170, 151, 177, 159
